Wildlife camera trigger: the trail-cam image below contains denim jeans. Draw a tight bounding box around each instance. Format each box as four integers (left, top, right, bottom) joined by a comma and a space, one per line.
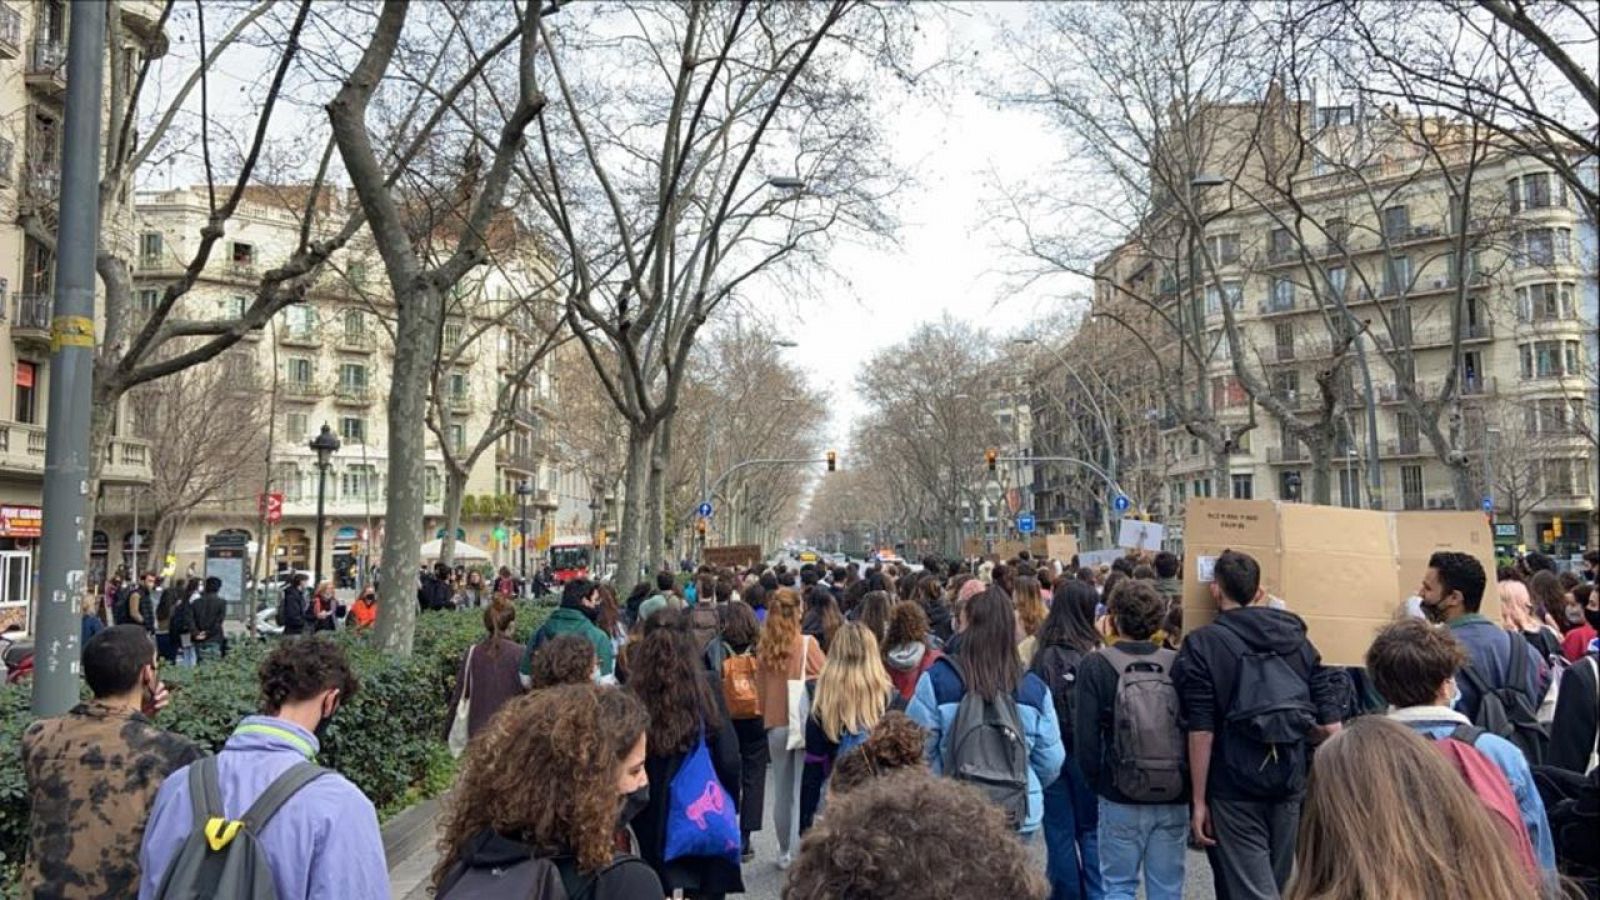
176, 645, 197, 667
1043, 756, 1103, 900
1096, 798, 1187, 900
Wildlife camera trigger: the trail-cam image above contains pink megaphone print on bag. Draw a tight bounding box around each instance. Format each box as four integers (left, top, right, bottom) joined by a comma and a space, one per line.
686, 781, 725, 829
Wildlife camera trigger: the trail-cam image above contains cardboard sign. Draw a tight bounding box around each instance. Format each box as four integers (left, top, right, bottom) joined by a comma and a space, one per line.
1182, 499, 1499, 666
1117, 519, 1165, 552
1078, 548, 1125, 568
704, 544, 763, 569
1046, 533, 1079, 562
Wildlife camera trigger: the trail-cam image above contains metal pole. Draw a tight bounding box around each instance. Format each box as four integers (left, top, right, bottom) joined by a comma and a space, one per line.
1354, 333, 1383, 509
33, 5, 106, 715
519, 492, 528, 585
313, 462, 328, 589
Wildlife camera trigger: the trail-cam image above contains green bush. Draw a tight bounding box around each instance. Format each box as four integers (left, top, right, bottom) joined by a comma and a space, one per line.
0, 604, 547, 886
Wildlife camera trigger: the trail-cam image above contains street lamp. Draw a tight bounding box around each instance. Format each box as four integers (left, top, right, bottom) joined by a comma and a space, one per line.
516, 480, 533, 590
766, 175, 807, 191
309, 424, 341, 590
770, 339, 799, 348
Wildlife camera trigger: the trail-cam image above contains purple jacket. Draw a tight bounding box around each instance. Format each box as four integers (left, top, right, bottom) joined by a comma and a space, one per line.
137, 716, 390, 900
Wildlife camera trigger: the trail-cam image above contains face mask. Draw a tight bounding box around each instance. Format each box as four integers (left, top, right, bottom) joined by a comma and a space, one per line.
578, 601, 601, 623
1446, 677, 1462, 710
1586, 607, 1600, 631
618, 784, 649, 827
314, 699, 338, 746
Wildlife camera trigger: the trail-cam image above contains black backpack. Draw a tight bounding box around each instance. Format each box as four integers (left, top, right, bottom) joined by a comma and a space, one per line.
1029, 643, 1086, 749
1215, 617, 1317, 799
1459, 632, 1548, 765
436, 842, 629, 900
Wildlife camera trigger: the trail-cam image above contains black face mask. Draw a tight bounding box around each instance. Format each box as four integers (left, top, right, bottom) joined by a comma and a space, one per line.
577, 602, 601, 624
314, 702, 338, 747
1586, 607, 1600, 631
618, 784, 649, 828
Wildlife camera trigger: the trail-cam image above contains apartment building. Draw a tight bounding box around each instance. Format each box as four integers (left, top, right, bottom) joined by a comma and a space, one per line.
97, 184, 570, 585
1058, 100, 1597, 556
0, 0, 164, 629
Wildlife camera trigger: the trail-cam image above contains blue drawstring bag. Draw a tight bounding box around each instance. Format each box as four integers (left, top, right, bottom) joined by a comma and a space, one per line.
663, 725, 740, 864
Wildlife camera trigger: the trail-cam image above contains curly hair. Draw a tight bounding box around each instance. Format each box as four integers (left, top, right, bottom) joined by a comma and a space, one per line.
829, 711, 927, 794
883, 600, 929, 649
758, 587, 804, 670
433, 685, 648, 884
258, 636, 359, 714
529, 634, 597, 689
783, 769, 1047, 900
626, 609, 723, 756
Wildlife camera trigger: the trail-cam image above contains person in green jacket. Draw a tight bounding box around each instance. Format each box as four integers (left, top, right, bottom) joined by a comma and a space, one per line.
520, 578, 615, 685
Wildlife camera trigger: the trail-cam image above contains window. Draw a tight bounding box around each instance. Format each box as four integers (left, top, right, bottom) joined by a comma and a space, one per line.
14, 361, 37, 424
1273, 370, 1300, 403
343, 308, 365, 336
340, 464, 377, 501
347, 262, 367, 286
1206, 233, 1240, 265
1524, 341, 1578, 378
339, 364, 367, 392
1519, 283, 1573, 322
1279, 470, 1303, 502
1390, 305, 1413, 346
1382, 205, 1410, 240
1565, 341, 1580, 377
1193, 479, 1213, 499
1326, 265, 1346, 298
275, 463, 303, 503
286, 412, 307, 442
1522, 228, 1572, 267
286, 357, 313, 385
449, 371, 469, 400
1204, 280, 1242, 316
1383, 255, 1411, 295
231, 242, 255, 268
1273, 322, 1295, 359
1337, 468, 1360, 508
219, 295, 246, 320
1318, 106, 1354, 128
1543, 459, 1575, 497
1401, 465, 1424, 510
1231, 473, 1254, 500
1211, 376, 1246, 409
425, 467, 442, 503
444, 320, 464, 349
1397, 411, 1420, 449
1269, 227, 1294, 261
339, 416, 366, 444
1270, 277, 1295, 311
449, 424, 465, 454
139, 232, 162, 265
136, 289, 160, 312
1509, 172, 1558, 213
1324, 217, 1351, 248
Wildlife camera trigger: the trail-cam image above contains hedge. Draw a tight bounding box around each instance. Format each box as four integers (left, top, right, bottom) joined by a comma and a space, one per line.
0, 603, 549, 888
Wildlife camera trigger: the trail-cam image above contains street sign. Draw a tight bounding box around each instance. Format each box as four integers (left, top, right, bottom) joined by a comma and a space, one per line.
1481, 497, 1493, 513
1112, 493, 1131, 513
259, 492, 284, 524
1016, 512, 1036, 534
1493, 523, 1520, 539
697, 501, 713, 518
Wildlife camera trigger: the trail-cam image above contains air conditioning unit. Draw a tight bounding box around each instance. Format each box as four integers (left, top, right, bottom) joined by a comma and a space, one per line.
1425, 498, 1442, 509
1431, 277, 1447, 289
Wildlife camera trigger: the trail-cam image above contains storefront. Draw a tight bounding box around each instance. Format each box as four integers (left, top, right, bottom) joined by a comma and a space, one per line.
0, 505, 41, 633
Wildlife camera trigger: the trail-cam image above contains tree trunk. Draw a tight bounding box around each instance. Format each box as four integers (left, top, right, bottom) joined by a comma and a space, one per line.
1308, 443, 1333, 505
614, 423, 655, 596
374, 287, 443, 657
440, 468, 468, 567
647, 414, 673, 571
1212, 446, 1231, 500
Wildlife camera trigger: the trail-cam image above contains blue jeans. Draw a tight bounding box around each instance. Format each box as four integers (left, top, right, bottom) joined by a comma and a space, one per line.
1096, 798, 1187, 900
1043, 757, 1103, 900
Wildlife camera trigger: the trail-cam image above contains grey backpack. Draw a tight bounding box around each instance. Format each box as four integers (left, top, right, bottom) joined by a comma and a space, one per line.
153, 757, 328, 899
1101, 646, 1185, 803
948, 687, 1031, 828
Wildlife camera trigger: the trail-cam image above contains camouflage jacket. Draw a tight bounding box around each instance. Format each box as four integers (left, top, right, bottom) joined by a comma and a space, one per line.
19, 701, 203, 899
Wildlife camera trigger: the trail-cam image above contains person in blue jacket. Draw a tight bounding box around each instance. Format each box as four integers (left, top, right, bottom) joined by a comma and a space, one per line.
908, 584, 1064, 836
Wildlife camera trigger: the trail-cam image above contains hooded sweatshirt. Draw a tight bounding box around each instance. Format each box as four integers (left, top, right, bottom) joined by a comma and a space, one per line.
885, 641, 942, 701
1170, 604, 1345, 801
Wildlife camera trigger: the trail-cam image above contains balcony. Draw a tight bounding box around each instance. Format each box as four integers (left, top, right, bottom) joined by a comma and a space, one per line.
447, 392, 473, 416
335, 329, 375, 353
534, 488, 559, 509
334, 383, 372, 406
1259, 343, 1297, 364
0, 420, 47, 477
278, 326, 321, 348
1408, 322, 1495, 349
1460, 375, 1497, 398
25, 39, 66, 98
10, 294, 52, 349
497, 445, 538, 473
1267, 444, 1308, 464
102, 437, 153, 485
0, 136, 12, 185
22, 156, 58, 210
280, 379, 324, 402
1383, 436, 1427, 458
0, 4, 19, 60
119, 1, 169, 52
227, 259, 259, 282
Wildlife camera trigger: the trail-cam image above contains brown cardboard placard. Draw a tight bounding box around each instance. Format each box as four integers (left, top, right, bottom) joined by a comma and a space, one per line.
1181, 499, 1499, 667
1046, 533, 1079, 562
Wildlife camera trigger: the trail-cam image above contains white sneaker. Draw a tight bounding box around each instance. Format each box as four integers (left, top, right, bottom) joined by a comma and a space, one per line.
776, 852, 792, 870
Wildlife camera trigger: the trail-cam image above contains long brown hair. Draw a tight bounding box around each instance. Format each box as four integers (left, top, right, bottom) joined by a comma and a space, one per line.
857, 590, 892, 644
1013, 576, 1046, 638
758, 587, 804, 670
957, 587, 1022, 701
481, 598, 516, 659
432, 684, 647, 882
1287, 716, 1539, 900
627, 609, 723, 755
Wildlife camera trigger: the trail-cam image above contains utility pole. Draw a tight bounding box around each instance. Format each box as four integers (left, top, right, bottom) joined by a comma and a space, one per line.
33, 6, 106, 715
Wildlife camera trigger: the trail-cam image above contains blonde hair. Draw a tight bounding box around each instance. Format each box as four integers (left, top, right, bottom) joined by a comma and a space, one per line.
1497, 580, 1532, 630
811, 622, 891, 743
758, 587, 804, 671
1013, 576, 1046, 638
1287, 716, 1539, 900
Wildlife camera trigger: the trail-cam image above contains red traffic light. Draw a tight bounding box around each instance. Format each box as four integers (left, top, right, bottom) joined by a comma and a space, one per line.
826, 450, 837, 472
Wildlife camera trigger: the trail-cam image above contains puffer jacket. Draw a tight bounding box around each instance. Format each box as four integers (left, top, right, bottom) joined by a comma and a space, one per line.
884, 641, 942, 701
906, 656, 1064, 834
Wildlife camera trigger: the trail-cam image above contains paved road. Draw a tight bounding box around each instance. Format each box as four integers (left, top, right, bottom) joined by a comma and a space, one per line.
393, 769, 1218, 899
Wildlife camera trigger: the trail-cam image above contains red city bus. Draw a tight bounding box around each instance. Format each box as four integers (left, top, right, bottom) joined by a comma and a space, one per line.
548, 542, 591, 584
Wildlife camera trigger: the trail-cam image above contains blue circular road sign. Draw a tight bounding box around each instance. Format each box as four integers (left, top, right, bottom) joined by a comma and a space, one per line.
697, 502, 713, 518
1112, 494, 1131, 513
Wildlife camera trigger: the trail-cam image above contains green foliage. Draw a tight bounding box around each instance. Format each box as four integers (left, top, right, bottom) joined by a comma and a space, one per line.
462, 495, 480, 518
0, 604, 547, 885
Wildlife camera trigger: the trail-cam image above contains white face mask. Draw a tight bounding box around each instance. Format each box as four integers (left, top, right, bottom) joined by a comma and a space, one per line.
1446, 678, 1462, 710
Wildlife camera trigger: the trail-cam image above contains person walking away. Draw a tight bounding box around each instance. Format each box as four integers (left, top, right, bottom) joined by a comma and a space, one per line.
1548, 584, 1599, 773
1014, 575, 1048, 666
154, 578, 176, 662
1172, 549, 1344, 900
519, 578, 616, 685
719, 601, 769, 861
1419, 551, 1547, 762
624, 611, 744, 898
80, 591, 106, 647
800, 622, 893, 834
1285, 717, 1539, 900
883, 601, 944, 702
1032, 579, 1105, 900
1074, 581, 1185, 900
908, 585, 1064, 837
801, 585, 845, 653
22, 626, 202, 898
446, 600, 529, 751
1365, 619, 1554, 879
757, 587, 825, 868
347, 586, 378, 632
138, 637, 387, 899
419, 563, 454, 612
432, 684, 663, 898
191, 577, 227, 662
689, 578, 723, 669
168, 580, 198, 667
279, 573, 310, 636
1502, 579, 1564, 661
1151, 552, 1182, 606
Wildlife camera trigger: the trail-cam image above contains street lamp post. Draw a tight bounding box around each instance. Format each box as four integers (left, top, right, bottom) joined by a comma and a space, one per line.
516, 480, 533, 592
309, 424, 341, 590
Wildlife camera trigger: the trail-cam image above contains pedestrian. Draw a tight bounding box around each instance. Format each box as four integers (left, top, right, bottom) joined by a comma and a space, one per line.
1284, 716, 1539, 900
1151, 552, 1182, 604
719, 601, 769, 862
168, 578, 198, 667
348, 586, 378, 632
757, 586, 826, 869
446, 599, 529, 749
154, 577, 176, 662
138, 638, 386, 898
624, 610, 744, 899
914, 573, 954, 643
1560, 584, 1596, 664
1032, 578, 1104, 900
528, 634, 600, 689
493, 565, 517, 600
883, 601, 944, 702
520, 578, 617, 686
856, 589, 892, 645
1172, 549, 1344, 900
307, 581, 337, 633
80, 591, 106, 647
432, 684, 663, 898
800, 621, 893, 834
461, 570, 487, 608
1014, 574, 1047, 665
801, 584, 844, 653
190, 576, 226, 662
908, 585, 1065, 837
279, 573, 310, 636
825, 710, 929, 795
123, 571, 158, 635
782, 768, 1049, 900
1502, 578, 1564, 661
1365, 618, 1555, 876
418, 563, 453, 612
22, 626, 202, 898
1548, 582, 1599, 773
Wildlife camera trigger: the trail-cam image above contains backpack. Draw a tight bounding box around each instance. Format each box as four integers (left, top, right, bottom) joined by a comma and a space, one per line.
1215, 617, 1317, 799
1100, 646, 1185, 803
152, 757, 327, 899
1536, 648, 1568, 726
1030, 644, 1086, 750
1459, 633, 1549, 765
1433, 724, 1539, 879
948, 683, 1032, 829
435, 846, 613, 900
722, 648, 761, 719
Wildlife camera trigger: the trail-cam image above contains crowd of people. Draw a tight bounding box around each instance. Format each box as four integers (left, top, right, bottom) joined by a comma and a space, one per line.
17, 546, 1600, 899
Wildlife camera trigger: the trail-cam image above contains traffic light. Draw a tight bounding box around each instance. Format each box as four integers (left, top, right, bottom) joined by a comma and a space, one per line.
826, 450, 837, 472
985, 448, 998, 472
696, 519, 707, 536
